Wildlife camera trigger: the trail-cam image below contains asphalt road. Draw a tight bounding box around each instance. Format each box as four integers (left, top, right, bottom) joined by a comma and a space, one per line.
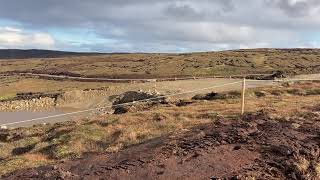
0, 78, 277, 128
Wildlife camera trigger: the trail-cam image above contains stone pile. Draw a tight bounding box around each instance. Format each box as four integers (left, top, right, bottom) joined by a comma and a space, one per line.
0, 97, 55, 111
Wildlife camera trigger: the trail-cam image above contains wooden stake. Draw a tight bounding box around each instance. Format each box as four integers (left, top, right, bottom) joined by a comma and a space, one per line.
241, 78, 246, 115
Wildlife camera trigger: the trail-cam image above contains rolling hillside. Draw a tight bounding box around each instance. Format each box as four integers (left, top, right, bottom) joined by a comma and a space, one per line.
0, 48, 319, 78
0, 49, 104, 59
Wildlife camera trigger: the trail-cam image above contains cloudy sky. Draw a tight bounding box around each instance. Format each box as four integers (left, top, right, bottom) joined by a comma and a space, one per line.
0, 0, 319, 52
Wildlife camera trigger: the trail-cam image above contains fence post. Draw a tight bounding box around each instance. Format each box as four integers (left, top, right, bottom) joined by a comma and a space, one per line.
241, 78, 246, 115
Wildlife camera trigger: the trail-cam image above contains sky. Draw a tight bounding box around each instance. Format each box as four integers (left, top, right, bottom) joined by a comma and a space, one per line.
0, 0, 319, 52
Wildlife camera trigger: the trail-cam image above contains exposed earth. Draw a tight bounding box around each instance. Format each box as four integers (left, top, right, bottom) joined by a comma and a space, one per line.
3, 109, 320, 179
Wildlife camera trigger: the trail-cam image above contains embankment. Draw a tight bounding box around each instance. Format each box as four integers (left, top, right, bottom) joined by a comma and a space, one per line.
0, 89, 110, 111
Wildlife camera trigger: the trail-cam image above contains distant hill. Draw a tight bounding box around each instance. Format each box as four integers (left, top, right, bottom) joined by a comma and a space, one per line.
1, 48, 320, 77
0, 49, 104, 59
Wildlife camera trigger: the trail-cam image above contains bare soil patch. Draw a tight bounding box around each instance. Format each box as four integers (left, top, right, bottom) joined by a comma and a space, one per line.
3, 109, 320, 179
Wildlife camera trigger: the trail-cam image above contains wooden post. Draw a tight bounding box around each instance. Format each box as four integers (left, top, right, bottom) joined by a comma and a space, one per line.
154, 84, 157, 92
241, 78, 246, 115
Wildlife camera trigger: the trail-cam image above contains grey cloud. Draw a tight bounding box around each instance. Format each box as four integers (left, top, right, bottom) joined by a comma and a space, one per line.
0, 0, 235, 27
265, 0, 320, 17
0, 0, 319, 52
164, 0, 234, 21
165, 3, 205, 20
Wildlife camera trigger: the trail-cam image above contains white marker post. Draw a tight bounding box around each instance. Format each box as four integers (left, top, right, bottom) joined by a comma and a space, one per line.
241, 78, 246, 115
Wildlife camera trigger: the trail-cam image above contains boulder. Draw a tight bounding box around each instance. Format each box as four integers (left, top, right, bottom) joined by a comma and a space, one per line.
112, 91, 165, 106
112, 91, 166, 114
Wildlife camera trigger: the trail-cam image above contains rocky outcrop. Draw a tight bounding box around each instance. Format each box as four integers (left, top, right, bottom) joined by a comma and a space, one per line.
112, 90, 163, 105
112, 90, 165, 114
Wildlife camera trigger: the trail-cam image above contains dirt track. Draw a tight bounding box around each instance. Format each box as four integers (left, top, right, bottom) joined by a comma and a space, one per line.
4, 109, 320, 179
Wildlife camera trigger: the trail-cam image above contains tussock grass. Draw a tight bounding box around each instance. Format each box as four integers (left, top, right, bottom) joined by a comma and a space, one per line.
253, 91, 267, 97
305, 89, 320, 95
293, 157, 310, 174
0, 154, 51, 176
270, 89, 285, 96
0, 108, 212, 175
286, 89, 305, 96
1, 82, 320, 176
315, 163, 320, 177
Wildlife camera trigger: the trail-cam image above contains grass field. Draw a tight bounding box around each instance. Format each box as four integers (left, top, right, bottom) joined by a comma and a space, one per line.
1, 48, 320, 177
1, 81, 320, 175
1, 49, 320, 78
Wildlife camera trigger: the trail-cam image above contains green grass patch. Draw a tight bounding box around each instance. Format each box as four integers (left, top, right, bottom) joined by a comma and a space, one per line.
254, 91, 267, 98
0, 93, 16, 101
46, 124, 107, 159
270, 90, 286, 96
286, 89, 305, 96
305, 89, 320, 96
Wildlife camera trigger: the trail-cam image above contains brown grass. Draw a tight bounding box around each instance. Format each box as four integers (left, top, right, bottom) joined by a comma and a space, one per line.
315, 163, 320, 177
0, 77, 113, 96
293, 156, 310, 174
1, 49, 320, 78
22, 153, 49, 162
0, 82, 320, 175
